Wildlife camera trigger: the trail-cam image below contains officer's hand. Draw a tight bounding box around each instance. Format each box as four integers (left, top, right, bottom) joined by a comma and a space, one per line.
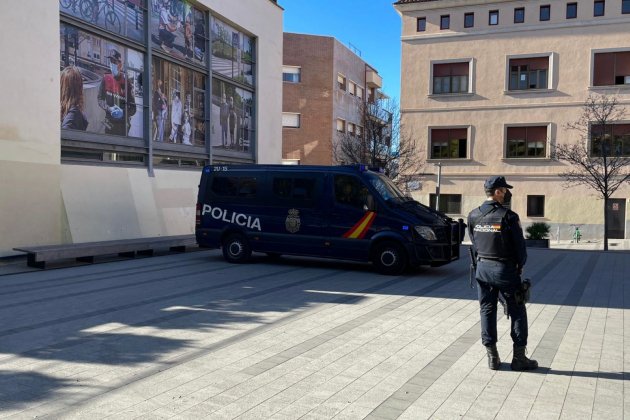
109, 106, 124, 120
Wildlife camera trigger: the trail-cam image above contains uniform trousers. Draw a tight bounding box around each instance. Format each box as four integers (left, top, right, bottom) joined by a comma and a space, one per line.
476, 259, 528, 347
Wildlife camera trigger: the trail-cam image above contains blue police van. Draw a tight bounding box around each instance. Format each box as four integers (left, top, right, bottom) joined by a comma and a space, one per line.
195, 164, 464, 274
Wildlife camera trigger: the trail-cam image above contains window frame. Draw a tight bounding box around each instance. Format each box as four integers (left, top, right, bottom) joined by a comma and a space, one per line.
594, 0, 605, 16
440, 14, 450, 30
540, 5, 551, 21
589, 123, 630, 157
429, 194, 462, 214
514, 7, 525, 24
566, 2, 578, 19
337, 73, 347, 91
489, 10, 499, 25
417, 17, 426, 32
591, 49, 630, 87
464, 12, 474, 28
623, 0, 630, 14
527, 195, 546, 218
429, 59, 474, 96
428, 126, 470, 160
336, 118, 346, 133
505, 53, 554, 92
282, 112, 301, 128
504, 124, 550, 159
282, 66, 301, 83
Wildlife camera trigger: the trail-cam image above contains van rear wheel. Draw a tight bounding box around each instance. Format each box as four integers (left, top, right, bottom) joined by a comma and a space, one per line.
372, 241, 407, 275
222, 233, 251, 263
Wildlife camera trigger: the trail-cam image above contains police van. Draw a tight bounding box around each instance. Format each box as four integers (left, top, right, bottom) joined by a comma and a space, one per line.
195, 164, 464, 275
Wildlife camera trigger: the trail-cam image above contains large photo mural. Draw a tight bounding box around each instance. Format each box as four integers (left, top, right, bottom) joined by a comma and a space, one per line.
60, 23, 144, 138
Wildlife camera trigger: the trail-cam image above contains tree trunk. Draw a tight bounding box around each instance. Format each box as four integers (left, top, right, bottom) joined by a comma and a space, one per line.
603, 196, 609, 251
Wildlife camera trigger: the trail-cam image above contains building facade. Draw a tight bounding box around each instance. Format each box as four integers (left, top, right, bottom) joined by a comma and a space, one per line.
395, 0, 630, 241
0, 0, 283, 256
282, 33, 384, 165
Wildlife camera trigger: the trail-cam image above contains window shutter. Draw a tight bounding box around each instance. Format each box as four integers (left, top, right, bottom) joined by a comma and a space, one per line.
594, 53, 615, 86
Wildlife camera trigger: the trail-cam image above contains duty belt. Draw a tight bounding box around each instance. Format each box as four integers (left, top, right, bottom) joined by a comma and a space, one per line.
478, 257, 513, 262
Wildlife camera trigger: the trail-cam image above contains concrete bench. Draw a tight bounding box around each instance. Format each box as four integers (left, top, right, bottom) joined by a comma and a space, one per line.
13, 235, 196, 269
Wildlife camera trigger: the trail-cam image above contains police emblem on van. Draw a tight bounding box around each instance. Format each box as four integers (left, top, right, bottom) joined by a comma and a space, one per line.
285, 209, 301, 233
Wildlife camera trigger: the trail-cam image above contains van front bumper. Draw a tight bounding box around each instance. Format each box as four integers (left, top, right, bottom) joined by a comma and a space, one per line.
409, 222, 462, 266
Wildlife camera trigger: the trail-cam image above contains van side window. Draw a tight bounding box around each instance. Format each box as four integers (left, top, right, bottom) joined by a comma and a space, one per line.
334, 175, 371, 210
272, 176, 318, 205
211, 176, 257, 197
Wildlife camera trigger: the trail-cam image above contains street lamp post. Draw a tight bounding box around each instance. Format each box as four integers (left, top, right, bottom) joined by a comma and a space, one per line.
435, 162, 442, 211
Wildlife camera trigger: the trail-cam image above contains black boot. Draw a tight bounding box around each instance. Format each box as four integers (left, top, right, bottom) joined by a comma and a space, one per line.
511, 345, 538, 371
485, 344, 501, 370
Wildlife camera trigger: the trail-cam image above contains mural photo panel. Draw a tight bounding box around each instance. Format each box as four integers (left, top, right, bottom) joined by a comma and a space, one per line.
152, 57, 206, 146
211, 17, 254, 87
60, 0, 145, 42
60, 23, 144, 138
150, 0, 207, 67
211, 78, 254, 154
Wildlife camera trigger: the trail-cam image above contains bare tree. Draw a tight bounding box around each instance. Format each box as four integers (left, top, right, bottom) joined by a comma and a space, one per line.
333, 96, 425, 191
553, 93, 630, 250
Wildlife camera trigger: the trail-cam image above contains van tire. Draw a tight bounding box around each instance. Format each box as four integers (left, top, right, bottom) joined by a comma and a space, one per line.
372, 241, 407, 275
222, 233, 252, 263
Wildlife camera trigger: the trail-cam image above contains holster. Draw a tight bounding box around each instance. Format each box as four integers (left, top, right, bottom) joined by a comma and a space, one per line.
514, 278, 532, 305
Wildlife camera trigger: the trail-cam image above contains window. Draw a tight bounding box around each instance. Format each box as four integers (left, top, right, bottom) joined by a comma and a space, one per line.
212, 176, 257, 197
527, 196, 545, 217
624, 0, 630, 14
283, 66, 301, 83
337, 119, 346, 133
440, 15, 450, 30
432, 62, 469, 94
464, 12, 474, 28
430, 128, 467, 159
417, 17, 426, 32
593, 51, 630, 86
273, 177, 317, 201
506, 126, 547, 158
489, 10, 499, 25
356, 86, 364, 99
514, 7, 525, 23
566, 2, 577, 18
590, 124, 630, 156
540, 5, 551, 21
356, 125, 362, 137
282, 113, 300, 128
594, 0, 605, 16
348, 81, 356, 96
429, 194, 462, 214
348, 122, 355, 136
334, 175, 371, 210
338, 73, 346, 91
509, 56, 549, 90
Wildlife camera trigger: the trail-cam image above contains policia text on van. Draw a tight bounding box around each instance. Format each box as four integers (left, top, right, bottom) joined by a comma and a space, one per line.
195, 165, 464, 275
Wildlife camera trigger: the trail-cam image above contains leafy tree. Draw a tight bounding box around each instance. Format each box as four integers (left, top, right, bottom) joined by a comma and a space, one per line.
333, 96, 424, 191
553, 93, 630, 250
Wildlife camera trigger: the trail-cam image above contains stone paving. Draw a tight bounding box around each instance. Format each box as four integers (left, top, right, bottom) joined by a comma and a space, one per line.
0, 247, 628, 419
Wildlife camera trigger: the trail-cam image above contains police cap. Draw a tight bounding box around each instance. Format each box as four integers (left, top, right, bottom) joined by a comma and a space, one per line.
484, 176, 513, 190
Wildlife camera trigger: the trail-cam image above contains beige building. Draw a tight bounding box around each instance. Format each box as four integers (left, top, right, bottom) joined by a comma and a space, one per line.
282, 33, 384, 165
394, 0, 630, 242
0, 0, 283, 257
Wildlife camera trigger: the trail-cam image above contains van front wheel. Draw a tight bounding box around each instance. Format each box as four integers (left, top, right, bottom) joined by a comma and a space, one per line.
372, 241, 407, 275
222, 233, 252, 263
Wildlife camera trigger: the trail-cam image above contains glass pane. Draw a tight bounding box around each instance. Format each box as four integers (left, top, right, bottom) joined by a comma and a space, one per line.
442, 77, 450, 93
433, 77, 442, 94
539, 69, 548, 89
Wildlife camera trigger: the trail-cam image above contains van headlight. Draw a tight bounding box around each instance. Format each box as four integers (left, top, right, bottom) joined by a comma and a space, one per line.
414, 226, 437, 241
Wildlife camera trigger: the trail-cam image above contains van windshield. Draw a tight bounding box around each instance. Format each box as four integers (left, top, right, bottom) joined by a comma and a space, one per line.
365, 173, 407, 201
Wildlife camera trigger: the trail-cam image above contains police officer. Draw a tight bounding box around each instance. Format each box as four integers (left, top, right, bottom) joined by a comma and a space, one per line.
467, 176, 538, 371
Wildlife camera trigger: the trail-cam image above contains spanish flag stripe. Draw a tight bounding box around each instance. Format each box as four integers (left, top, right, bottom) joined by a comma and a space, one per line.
343, 212, 376, 239
355, 213, 376, 239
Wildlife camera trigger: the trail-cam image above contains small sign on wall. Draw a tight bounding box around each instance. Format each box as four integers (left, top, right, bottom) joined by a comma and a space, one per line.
612, 203, 619, 211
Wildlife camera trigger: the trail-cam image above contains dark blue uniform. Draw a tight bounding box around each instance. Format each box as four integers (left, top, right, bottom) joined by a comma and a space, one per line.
468, 200, 528, 347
